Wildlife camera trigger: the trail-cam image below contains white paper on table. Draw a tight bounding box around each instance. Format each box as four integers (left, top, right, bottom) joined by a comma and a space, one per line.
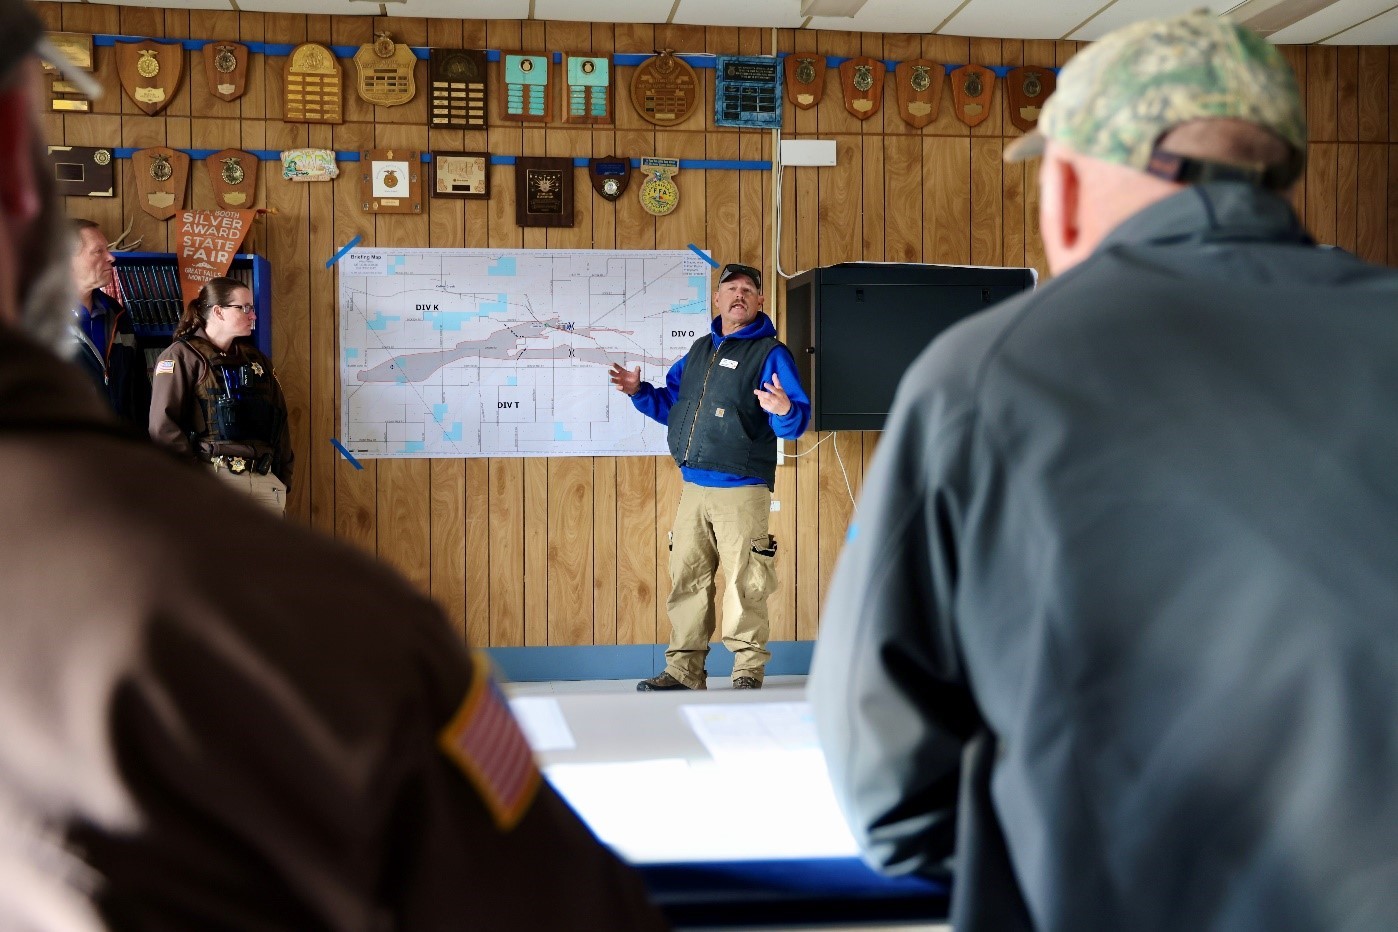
507, 696, 576, 751
680, 701, 819, 761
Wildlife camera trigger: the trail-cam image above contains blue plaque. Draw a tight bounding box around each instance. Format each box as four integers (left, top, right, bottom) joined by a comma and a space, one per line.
714, 55, 782, 129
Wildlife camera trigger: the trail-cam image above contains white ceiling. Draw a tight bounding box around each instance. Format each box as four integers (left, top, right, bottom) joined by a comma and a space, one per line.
48, 0, 1398, 44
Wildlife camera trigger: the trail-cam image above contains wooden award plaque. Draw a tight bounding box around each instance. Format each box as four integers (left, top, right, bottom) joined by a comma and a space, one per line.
203, 41, 249, 103
1006, 66, 1056, 133
500, 51, 553, 123
784, 54, 825, 111
117, 40, 184, 116
950, 64, 995, 128
284, 42, 343, 125
132, 147, 190, 221
630, 50, 700, 127
433, 151, 489, 199
360, 149, 423, 214
514, 157, 574, 228
715, 55, 781, 128
588, 156, 630, 202
47, 146, 114, 197
44, 33, 95, 112
206, 148, 258, 209
429, 48, 487, 129
354, 33, 416, 107
561, 54, 612, 125
895, 59, 944, 129
838, 57, 885, 121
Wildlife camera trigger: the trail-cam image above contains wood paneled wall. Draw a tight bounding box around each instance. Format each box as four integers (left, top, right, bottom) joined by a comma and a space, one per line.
34, 3, 1398, 648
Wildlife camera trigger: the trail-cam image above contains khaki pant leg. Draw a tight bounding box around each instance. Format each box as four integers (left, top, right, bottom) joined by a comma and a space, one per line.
208, 464, 287, 516
664, 483, 718, 688
710, 485, 775, 681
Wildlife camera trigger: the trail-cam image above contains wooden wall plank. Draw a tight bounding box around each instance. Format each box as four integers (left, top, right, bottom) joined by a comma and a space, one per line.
1358, 47, 1388, 142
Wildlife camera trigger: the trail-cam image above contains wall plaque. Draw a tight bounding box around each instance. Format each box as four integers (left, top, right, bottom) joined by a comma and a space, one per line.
429, 49, 487, 128
783, 54, 825, 111
1006, 66, 1056, 133
44, 33, 95, 112
588, 156, 630, 202
206, 148, 258, 209
514, 157, 574, 228
47, 146, 114, 197
715, 55, 781, 129
638, 157, 679, 217
360, 149, 422, 214
838, 56, 885, 121
132, 146, 190, 221
562, 54, 612, 125
284, 42, 343, 124
281, 148, 338, 182
895, 59, 944, 129
117, 40, 184, 116
950, 64, 995, 128
354, 33, 416, 107
433, 151, 489, 199
203, 41, 249, 103
630, 50, 700, 127
500, 51, 552, 123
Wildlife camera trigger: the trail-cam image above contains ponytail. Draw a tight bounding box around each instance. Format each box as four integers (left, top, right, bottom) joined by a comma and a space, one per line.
174, 276, 245, 340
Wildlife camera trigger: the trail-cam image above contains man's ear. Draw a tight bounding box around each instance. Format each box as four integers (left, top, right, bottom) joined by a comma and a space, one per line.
1046, 152, 1081, 254
0, 85, 39, 225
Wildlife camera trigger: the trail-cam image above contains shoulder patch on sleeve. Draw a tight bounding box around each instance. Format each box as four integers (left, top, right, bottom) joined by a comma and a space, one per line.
155, 359, 175, 375
437, 652, 541, 831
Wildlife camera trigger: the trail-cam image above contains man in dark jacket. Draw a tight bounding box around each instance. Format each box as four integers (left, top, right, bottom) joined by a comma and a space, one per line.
811, 12, 1398, 932
68, 217, 150, 434
0, 5, 668, 929
610, 263, 809, 690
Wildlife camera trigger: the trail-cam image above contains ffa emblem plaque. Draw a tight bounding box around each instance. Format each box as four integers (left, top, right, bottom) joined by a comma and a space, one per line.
354, 33, 417, 107
630, 50, 700, 127
714, 56, 782, 129
203, 41, 249, 103
1006, 65, 1055, 133
500, 52, 553, 123
429, 49, 487, 128
562, 54, 612, 125
950, 64, 996, 128
638, 157, 680, 217
132, 146, 190, 221
360, 149, 422, 214
117, 40, 184, 116
588, 156, 630, 202
514, 157, 574, 228
895, 59, 944, 128
206, 148, 258, 209
47, 146, 114, 198
284, 43, 343, 124
783, 55, 825, 111
838, 56, 885, 121
432, 151, 489, 199
44, 33, 95, 112
280, 148, 338, 182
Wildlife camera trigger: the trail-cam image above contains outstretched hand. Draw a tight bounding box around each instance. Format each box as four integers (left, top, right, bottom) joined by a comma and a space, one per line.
754, 372, 792, 416
609, 362, 642, 396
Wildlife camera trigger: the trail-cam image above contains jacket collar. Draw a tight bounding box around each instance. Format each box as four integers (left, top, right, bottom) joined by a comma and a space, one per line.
710, 310, 777, 343
1098, 182, 1312, 254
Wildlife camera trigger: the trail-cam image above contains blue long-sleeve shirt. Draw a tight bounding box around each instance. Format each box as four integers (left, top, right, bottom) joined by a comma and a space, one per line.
630, 311, 810, 488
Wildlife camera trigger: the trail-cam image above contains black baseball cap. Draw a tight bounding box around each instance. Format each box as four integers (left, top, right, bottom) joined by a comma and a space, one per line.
0, 0, 101, 97
718, 263, 762, 293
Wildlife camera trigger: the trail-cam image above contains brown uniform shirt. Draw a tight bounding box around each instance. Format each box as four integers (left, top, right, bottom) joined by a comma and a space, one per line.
0, 327, 668, 931
149, 331, 295, 490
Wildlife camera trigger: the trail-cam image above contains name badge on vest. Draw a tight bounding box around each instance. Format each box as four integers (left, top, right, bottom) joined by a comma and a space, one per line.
203, 41, 249, 103
838, 57, 885, 121
207, 148, 258, 208
133, 146, 189, 221
719, 358, 739, 369
284, 42, 343, 124
950, 64, 995, 128
117, 40, 184, 116
638, 157, 680, 217
1006, 65, 1055, 133
589, 156, 630, 202
895, 59, 944, 128
784, 55, 825, 110
354, 33, 416, 107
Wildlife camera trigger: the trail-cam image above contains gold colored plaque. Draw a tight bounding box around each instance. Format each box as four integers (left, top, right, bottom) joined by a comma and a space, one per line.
132, 146, 190, 221
206, 148, 258, 209
284, 42, 343, 125
429, 49, 487, 128
838, 57, 885, 121
630, 50, 700, 127
432, 151, 489, 199
203, 41, 249, 103
784, 55, 826, 110
117, 40, 184, 116
950, 64, 996, 128
42, 33, 94, 73
638, 157, 679, 217
360, 148, 422, 214
895, 59, 944, 129
353, 33, 417, 107
1006, 66, 1056, 133
514, 157, 575, 228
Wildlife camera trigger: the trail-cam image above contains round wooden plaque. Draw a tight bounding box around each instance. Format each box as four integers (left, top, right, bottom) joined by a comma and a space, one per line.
629, 50, 701, 127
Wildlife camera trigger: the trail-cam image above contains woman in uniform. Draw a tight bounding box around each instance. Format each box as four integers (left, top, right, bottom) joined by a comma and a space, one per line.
149, 277, 293, 514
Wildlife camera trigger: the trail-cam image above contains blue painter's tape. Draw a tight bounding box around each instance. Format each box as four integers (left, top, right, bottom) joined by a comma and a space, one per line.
326, 235, 362, 269
330, 438, 364, 470
688, 245, 719, 268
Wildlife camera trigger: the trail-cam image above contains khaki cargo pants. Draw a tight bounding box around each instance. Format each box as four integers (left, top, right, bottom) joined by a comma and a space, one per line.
663, 483, 779, 688
209, 462, 287, 515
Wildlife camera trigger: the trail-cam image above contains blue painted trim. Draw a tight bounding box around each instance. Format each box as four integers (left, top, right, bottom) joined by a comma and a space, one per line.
108, 149, 771, 172
325, 235, 362, 268
487, 640, 814, 682
688, 244, 719, 268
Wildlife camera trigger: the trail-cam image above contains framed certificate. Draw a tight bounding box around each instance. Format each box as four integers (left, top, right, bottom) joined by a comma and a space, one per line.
433, 151, 490, 200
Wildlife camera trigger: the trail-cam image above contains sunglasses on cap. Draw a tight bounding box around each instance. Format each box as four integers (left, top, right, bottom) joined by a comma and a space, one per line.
718, 263, 762, 292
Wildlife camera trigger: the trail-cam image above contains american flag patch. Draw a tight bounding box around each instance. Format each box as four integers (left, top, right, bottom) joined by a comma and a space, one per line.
154, 359, 175, 375
438, 653, 541, 831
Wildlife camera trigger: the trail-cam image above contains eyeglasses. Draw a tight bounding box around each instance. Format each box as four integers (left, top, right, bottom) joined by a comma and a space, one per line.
219, 304, 255, 316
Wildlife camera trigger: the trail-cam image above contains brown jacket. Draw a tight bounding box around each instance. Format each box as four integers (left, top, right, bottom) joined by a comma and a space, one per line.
0, 327, 668, 931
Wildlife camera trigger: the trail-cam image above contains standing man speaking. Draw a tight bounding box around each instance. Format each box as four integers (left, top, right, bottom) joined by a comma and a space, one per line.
610, 263, 809, 691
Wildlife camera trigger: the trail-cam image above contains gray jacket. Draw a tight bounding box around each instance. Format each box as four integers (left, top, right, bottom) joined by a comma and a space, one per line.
811, 183, 1398, 932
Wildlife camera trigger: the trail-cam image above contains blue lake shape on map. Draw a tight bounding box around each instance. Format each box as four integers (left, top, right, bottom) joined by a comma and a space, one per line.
554, 422, 573, 441
368, 313, 401, 331
426, 311, 487, 330
432, 403, 449, 421
489, 258, 517, 276
506, 376, 518, 386
443, 423, 463, 442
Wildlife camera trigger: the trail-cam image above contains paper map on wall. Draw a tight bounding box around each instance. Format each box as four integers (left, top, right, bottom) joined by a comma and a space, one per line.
339, 247, 712, 458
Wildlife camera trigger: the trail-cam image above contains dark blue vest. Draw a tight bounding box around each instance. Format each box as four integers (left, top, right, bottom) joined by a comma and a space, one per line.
666, 333, 779, 488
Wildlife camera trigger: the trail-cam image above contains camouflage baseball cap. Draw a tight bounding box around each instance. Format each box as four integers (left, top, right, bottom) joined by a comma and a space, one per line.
1004, 12, 1305, 183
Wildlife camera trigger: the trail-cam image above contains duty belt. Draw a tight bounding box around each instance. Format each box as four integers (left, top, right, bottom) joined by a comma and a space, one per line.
211, 454, 272, 475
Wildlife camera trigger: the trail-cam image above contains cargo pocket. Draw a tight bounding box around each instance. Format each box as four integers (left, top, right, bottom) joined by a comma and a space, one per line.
740, 536, 778, 604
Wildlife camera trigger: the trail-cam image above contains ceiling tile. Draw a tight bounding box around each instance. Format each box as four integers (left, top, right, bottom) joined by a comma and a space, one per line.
938, 0, 1108, 39
1066, 0, 1232, 41
672, 0, 807, 28
1267, 0, 1393, 44
536, 0, 675, 25
1317, 5, 1398, 43
807, 0, 963, 33
382, 0, 530, 17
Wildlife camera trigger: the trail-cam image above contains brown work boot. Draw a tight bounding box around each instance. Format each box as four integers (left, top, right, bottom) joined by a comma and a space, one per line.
636, 671, 701, 691
731, 676, 762, 690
